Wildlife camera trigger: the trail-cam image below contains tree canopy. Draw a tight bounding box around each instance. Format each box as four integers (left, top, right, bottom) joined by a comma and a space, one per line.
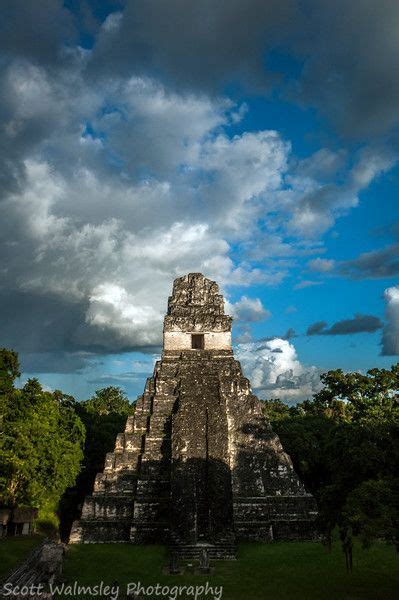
263, 365, 399, 553
0, 351, 136, 536
0, 351, 85, 528
58, 385, 135, 540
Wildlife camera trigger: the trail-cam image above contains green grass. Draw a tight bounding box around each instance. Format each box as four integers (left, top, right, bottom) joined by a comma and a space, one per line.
0, 535, 44, 582
61, 540, 399, 599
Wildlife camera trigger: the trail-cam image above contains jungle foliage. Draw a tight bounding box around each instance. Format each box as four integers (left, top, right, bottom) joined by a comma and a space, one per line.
0, 349, 135, 535
263, 365, 399, 556
0, 349, 85, 528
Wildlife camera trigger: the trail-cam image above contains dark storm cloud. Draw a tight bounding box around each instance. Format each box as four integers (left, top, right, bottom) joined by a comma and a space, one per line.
81, 0, 399, 138
87, 0, 298, 92
306, 321, 327, 336
87, 372, 149, 385
0, 1, 75, 65
2, 1, 399, 139
294, 0, 399, 137
283, 328, 296, 340
20, 351, 93, 374
339, 243, 399, 279
0, 2, 78, 195
0, 290, 86, 354
307, 314, 383, 336
257, 328, 297, 343
0, 290, 160, 365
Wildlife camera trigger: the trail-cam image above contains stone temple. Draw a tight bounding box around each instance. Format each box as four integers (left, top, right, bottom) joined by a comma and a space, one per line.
70, 273, 317, 556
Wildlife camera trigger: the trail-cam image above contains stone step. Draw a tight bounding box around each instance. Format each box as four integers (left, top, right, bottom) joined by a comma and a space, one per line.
155, 380, 178, 396
81, 496, 134, 521
133, 413, 150, 432
143, 435, 170, 452
70, 519, 131, 543
170, 544, 236, 560
113, 433, 143, 454
152, 395, 177, 410
148, 414, 172, 428
114, 433, 141, 452
93, 472, 138, 494
135, 478, 170, 496
144, 377, 155, 395
104, 451, 142, 471
139, 460, 171, 478
124, 415, 135, 433
133, 499, 170, 523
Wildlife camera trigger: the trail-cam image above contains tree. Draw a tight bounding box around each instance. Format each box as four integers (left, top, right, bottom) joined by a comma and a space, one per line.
343, 479, 399, 550
82, 386, 133, 416
309, 366, 399, 425
264, 364, 399, 555
77, 386, 135, 482
0, 349, 20, 432
59, 386, 135, 540
263, 399, 292, 422
0, 348, 20, 393
0, 355, 85, 530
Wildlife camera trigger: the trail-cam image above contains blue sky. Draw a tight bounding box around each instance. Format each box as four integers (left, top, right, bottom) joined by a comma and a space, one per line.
1, 1, 399, 403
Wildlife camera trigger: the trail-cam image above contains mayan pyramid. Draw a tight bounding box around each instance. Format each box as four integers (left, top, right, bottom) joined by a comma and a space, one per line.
70, 273, 317, 557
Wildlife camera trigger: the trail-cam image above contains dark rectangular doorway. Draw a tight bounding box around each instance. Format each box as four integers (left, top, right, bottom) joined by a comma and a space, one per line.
191, 334, 205, 349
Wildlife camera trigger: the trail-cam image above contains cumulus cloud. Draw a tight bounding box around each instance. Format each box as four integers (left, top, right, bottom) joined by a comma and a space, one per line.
381, 286, 399, 355
295, 148, 347, 180
85, 283, 163, 348
307, 314, 383, 336
286, 146, 395, 238
0, 63, 351, 366
236, 338, 321, 404
0, 1, 396, 376
226, 296, 271, 322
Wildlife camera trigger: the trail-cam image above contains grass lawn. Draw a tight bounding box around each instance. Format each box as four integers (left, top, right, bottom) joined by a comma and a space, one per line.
0, 535, 44, 582
62, 540, 399, 600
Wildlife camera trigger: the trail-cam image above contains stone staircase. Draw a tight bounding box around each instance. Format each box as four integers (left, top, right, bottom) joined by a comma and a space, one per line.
70, 360, 178, 543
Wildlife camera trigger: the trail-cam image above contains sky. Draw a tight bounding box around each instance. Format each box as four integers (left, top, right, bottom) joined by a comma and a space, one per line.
1, 0, 399, 404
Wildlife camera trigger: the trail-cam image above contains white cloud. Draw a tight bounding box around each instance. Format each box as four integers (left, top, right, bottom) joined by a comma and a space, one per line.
307, 257, 336, 272
196, 130, 290, 230
86, 283, 163, 347
285, 146, 397, 240
381, 285, 399, 355
236, 338, 321, 404
350, 146, 396, 188
0, 50, 395, 361
226, 296, 271, 322
296, 148, 347, 179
